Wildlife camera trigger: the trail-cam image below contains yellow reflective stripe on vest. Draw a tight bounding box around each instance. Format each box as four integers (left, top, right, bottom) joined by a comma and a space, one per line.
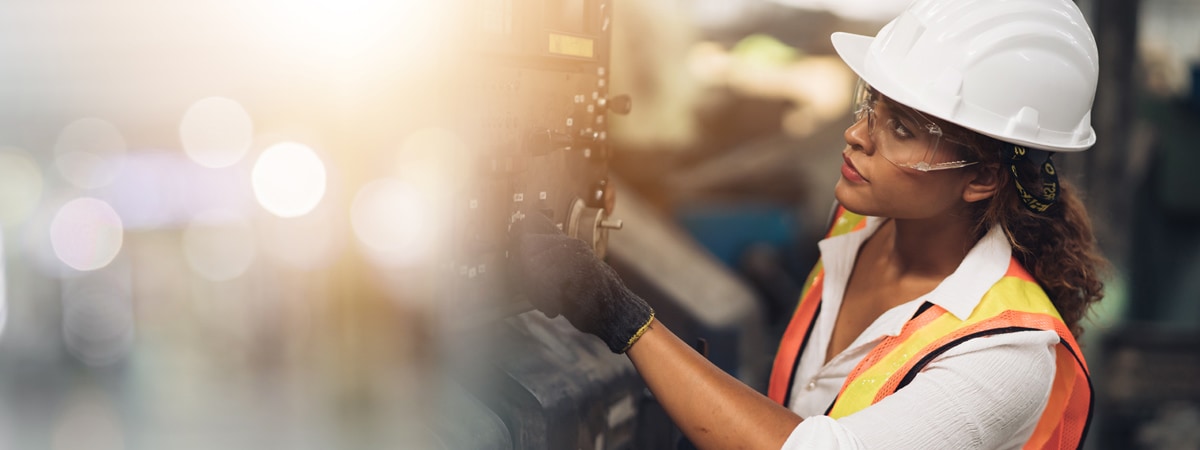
828, 209, 867, 238
771, 207, 1092, 447
798, 261, 823, 303
827, 261, 1066, 419
767, 206, 867, 405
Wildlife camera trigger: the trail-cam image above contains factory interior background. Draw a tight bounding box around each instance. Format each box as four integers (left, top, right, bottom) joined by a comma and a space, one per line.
0, 0, 1197, 448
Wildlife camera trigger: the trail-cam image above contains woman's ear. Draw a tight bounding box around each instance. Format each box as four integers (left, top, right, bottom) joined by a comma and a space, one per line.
962, 163, 1002, 203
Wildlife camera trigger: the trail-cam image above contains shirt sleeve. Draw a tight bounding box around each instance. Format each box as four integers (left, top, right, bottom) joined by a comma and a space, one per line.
780, 329, 1059, 450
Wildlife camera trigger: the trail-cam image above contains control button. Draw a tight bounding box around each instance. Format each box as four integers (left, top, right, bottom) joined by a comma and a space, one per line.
586, 177, 615, 211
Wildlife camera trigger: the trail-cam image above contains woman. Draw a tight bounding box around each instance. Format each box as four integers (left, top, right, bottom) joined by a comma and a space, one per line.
510, 0, 1107, 448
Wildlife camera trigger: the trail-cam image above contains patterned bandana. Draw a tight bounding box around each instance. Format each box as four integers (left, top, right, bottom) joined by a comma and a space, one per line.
1007, 145, 1058, 213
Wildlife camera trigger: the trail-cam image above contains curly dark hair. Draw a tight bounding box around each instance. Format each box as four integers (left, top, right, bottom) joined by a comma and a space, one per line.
967, 141, 1108, 338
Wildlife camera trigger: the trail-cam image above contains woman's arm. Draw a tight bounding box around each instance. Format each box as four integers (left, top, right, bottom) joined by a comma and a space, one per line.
627, 317, 802, 450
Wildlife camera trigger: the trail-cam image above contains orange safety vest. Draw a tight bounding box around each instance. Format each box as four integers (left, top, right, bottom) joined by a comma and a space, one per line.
767, 206, 1093, 449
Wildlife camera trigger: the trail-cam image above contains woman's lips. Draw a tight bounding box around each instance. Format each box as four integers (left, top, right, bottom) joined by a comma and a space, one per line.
841, 154, 867, 183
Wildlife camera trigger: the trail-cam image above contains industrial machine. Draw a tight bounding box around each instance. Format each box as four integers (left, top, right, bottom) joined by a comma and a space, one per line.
442, 0, 629, 319
429, 1, 663, 448
429, 1, 766, 448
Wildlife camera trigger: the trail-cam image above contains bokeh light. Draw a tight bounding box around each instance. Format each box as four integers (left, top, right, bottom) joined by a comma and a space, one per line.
180, 97, 255, 168
0, 146, 44, 228
49, 198, 125, 272
251, 142, 327, 218
351, 178, 433, 267
182, 210, 257, 281
53, 118, 127, 189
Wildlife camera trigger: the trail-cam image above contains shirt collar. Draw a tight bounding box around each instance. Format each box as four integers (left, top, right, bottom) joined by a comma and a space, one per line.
924, 223, 1012, 320
818, 217, 1013, 324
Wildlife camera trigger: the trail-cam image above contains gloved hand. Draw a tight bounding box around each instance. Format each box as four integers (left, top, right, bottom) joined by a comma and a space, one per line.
508, 211, 655, 353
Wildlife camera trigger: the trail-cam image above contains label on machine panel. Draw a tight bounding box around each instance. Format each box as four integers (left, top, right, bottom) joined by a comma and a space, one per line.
548, 33, 594, 58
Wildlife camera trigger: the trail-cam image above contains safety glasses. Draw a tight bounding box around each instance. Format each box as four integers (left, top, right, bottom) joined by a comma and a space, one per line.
852, 81, 978, 172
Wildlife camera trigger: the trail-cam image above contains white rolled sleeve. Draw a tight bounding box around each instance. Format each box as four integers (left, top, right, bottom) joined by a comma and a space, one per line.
781, 329, 1059, 449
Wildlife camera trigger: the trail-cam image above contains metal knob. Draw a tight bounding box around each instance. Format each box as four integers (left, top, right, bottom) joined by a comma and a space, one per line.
566, 198, 621, 259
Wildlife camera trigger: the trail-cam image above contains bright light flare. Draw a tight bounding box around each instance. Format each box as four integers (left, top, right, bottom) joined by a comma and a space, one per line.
50, 198, 124, 272
54, 118, 127, 189
0, 146, 44, 227
259, 0, 454, 61
251, 142, 327, 218
351, 179, 435, 267
180, 97, 254, 168
182, 210, 257, 281
766, 0, 910, 22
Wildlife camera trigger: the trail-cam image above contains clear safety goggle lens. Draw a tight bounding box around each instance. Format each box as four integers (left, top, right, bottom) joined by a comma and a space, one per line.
852, 81, 977, 172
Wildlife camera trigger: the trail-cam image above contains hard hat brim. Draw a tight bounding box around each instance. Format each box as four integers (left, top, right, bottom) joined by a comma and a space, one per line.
830, 32, 873, 84
831, 31, 918, 121
830, 32, 921, 126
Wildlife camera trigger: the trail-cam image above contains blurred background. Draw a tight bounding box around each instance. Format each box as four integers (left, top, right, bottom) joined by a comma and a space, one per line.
0, 0, 1197, 449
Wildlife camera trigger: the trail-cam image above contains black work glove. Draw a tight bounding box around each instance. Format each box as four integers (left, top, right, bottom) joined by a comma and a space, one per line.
508, 211, 654, 353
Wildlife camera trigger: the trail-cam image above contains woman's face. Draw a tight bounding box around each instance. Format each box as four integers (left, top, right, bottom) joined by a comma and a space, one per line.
835, 99, 983, 219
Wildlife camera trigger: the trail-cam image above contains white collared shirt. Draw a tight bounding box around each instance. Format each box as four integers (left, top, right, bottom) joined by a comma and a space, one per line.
781, 216, 1060, 449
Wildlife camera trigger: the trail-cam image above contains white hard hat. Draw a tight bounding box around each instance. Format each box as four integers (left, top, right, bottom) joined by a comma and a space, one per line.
832, 0, 1099, 152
